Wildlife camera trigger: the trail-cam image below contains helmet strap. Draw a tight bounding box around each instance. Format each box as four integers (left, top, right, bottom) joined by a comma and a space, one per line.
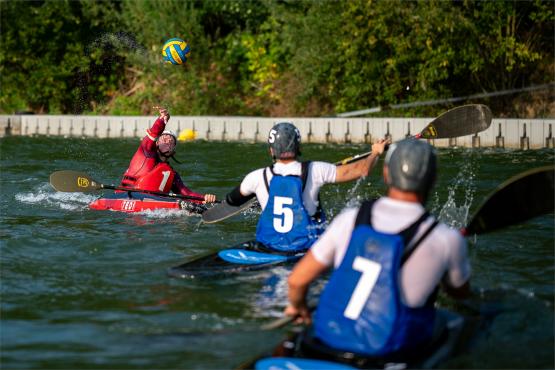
157, 148, 175, 160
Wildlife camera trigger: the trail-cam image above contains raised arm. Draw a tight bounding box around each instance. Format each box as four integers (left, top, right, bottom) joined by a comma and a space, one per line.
335, 139, 388, 183
142, 107, 170, 152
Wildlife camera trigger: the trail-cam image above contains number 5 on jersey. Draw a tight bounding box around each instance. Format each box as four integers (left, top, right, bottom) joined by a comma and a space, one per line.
273, 196, 294, 233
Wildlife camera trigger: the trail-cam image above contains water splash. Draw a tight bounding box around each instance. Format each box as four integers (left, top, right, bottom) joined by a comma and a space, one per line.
137, 208, 198, 219
16, 183, 203, 221
16, 183, 97, 211
240, 201, 262, 223
434, 150, 478, 229
324, 177, 373, 220
344, 177, 366, 209
73, 32, 160, 114
87, 32, 148, 60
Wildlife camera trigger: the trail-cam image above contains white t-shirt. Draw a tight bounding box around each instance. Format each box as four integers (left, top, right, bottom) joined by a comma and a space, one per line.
240, 161, 337, 216
311, 197, 471, 308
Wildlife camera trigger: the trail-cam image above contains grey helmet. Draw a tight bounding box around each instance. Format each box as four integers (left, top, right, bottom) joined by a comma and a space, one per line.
268, 122, 301, 160
384, 138, 437, 193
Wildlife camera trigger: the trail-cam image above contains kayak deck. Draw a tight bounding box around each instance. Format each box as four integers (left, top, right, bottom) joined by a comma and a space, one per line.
238, 309, 468, 370
168, 240, 305, 279
89, 191, 207, 214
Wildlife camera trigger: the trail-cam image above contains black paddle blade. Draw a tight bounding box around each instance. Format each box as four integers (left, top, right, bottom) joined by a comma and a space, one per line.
464, 166, 554, 235
336, 104, 493, 166
419, 104, 492, 139
202, 198, 258, 223
49, 170, 103, 192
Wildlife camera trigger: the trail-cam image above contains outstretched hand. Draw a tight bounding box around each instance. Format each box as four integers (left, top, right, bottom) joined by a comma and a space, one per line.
372, 138, 391, 156
284, 303, 312, 325
153, 106, 170, 123
203, 194, 217, 204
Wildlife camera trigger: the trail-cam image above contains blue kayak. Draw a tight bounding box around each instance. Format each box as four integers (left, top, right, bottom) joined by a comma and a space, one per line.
255, 357, 356, 370
167, 240, 305, 279
239, 309, 468, 370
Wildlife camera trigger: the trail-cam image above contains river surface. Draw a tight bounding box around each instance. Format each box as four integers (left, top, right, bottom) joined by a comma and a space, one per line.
0, 135, 553, 369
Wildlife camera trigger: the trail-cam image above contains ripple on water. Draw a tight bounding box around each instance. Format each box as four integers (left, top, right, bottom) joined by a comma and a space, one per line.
1, 138, 553, 369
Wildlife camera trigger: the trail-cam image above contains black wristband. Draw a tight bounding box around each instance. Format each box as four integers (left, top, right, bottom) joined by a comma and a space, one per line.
226, 185, 255, 206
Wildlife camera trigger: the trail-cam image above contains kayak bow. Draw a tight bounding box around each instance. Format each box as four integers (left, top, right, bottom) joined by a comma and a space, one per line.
168, 240, 305, 279
89, 191, 207, 214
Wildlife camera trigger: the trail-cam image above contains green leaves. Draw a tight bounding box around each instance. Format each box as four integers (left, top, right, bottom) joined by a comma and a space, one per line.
1, 0, 551, 117
0, 0, 126, 113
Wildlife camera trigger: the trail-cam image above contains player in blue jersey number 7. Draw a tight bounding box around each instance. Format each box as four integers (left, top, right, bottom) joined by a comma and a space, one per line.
284, 138, 471, 358
225, 122, 388, 253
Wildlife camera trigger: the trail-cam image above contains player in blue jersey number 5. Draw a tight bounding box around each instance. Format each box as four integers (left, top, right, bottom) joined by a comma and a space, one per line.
225, 122, 388, 253
284, 138, 471, 357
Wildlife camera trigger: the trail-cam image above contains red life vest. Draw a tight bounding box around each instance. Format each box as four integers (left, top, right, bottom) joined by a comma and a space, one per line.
123, 162, 176, 193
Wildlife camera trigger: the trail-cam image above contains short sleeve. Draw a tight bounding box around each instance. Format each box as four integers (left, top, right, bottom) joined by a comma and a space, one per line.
309, 161, 337, 185
443, 231, 471, 288
239, 168, 264, 196
311, 207, 358, 268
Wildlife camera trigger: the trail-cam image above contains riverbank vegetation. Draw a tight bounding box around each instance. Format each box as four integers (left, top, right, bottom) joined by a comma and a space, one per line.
1, 0, 553, 117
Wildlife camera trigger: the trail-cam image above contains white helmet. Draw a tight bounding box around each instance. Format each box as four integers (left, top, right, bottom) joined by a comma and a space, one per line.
157, 130, 178, 157
161, 130, 177, 140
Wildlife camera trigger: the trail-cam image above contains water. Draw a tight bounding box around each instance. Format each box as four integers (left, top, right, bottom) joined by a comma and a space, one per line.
1, 136, 553, 369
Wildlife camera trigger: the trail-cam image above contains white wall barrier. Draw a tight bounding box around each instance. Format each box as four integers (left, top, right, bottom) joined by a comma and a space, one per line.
0, 114, 553, 149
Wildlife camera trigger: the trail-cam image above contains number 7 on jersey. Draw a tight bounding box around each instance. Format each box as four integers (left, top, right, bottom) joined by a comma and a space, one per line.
344, 256, 382, 320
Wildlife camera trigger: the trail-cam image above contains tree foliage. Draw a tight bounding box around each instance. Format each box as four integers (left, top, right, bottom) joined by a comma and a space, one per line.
1, 0, 553, 117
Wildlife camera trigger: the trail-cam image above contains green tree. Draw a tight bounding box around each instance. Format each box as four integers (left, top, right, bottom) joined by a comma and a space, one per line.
271, 0, 553, 117
1, 0, 552, 117
0, 0, 125, 114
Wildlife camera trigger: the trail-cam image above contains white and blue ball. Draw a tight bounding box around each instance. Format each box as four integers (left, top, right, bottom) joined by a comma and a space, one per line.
162, 38, 190, 65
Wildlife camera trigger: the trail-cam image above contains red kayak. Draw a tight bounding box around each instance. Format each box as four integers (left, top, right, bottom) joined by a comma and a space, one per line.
89, 191, 206, 214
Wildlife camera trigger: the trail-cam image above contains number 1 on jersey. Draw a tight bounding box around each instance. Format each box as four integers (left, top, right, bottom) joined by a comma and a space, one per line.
159, 171, 171, 192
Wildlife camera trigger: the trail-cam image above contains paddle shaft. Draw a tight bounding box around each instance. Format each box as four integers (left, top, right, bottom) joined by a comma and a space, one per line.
336, 104, 492, 166
49, 170, 215, 203
334, 133, 424, 165
204, 105, 493, 221
99, 184, 208, 202
260, 315, 296, 331
260, 305, 316, 330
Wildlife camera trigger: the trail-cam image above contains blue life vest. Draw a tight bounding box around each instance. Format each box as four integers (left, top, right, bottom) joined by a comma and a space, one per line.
315, 200, 439, 356
255, 162, 325, 252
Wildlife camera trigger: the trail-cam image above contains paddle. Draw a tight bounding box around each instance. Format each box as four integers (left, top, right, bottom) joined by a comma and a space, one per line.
336, 104, 493, 165
202, 198, 259, 224
259, 315, 298, 331
149, 311, 305, 340
49, 170, 210, 203
461, 166, 554, 236
202, 104, 493, 223
253, 167, 554, 331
